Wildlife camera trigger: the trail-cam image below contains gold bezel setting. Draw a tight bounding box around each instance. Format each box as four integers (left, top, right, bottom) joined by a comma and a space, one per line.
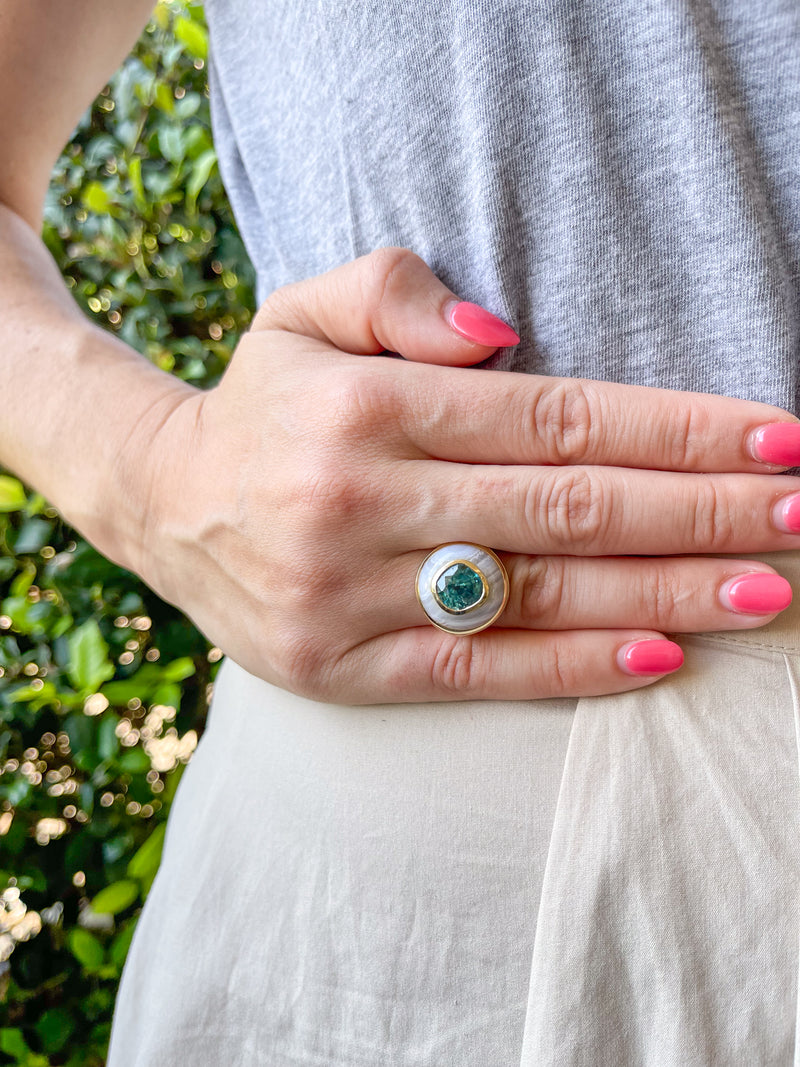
416, 543, 509, 635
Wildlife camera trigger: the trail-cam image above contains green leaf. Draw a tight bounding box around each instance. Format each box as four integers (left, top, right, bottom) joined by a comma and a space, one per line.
186, 149, 217, 214
0, 1028, 29, 1058
67, 927, 105, 970
10, 569, 34, 598
118, 747, 151, 774
67, 619, 115, 694
35, 1007, 76, 1054
0, 475, 26, 512
91, 879, 139, 915
98, 714, 119, 761
162, 656, 196, 682
154, 81, 175, 115
174, 15, 208, 59
12, 517, 53, 555
158, 125, 184, 164
128, 155, 147, 212
127, 822, 166, 882
8, 681, 59, 706
81, 180, 112, 214
109, 918, 138, 970
152, 682, 181, 710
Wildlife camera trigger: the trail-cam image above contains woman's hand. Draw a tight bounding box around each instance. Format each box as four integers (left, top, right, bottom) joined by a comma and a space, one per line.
126, 249, 800, 703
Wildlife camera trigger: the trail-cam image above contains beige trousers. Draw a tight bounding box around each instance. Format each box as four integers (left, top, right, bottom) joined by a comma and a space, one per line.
108, 554, 800, 1066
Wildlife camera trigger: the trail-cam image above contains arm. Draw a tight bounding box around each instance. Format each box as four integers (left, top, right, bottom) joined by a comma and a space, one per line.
0, 1, 190, 571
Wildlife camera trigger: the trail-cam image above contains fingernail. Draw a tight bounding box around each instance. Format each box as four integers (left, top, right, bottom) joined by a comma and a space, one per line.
773, 493, 800, 533
748, 423, 800, 466
617, 639, 684, 676
718, 572, 792, 614
445, 300, 521, 347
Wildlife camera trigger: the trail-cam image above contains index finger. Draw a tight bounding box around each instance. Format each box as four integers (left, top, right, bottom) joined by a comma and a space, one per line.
389, 362, 800, 473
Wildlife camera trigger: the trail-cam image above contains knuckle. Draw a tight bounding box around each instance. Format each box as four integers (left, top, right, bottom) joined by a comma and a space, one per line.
532, 468, 608, 550
318, 366, 393, 444
530, 379, 594, 463
689, 477, 734, 550
540, 638, 580, 696
508, 556, 566, 625
429, 636, 483, 695
365, 247, 425, 322
367, 246, 423, 295
291, 462, 372, 530
250, 280, 303, 332
664, 402, 713, 470
642, 566, 685, 627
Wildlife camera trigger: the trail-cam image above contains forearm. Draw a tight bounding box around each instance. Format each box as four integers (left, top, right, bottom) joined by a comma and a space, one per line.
0, 201, 195, 571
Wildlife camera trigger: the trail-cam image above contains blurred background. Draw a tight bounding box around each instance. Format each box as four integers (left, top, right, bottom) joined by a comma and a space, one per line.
0, 4, 254, 1062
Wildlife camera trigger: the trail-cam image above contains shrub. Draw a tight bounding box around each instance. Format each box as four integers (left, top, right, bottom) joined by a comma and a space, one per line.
0, 4, 254, 1063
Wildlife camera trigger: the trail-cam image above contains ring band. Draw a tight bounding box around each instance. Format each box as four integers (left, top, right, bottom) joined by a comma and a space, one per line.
416, 543, 509, 635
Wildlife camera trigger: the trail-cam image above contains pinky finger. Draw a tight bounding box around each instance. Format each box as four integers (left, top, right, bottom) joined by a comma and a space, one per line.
332, 628, 685, 704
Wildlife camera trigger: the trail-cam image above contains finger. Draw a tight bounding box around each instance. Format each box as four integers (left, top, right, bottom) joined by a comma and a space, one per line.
416, 463, 800, 556
328, 627, 684, 704
375, 555, 791, 634
499, 555, 791, 632
389, 361, 800, 473
249, 247, 520, 366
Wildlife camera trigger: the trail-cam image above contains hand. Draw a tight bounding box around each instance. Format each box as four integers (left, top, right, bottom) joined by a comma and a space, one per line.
125, 248, 800, 703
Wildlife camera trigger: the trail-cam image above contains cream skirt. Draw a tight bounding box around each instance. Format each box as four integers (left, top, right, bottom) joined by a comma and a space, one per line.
108, 553, 800, 1066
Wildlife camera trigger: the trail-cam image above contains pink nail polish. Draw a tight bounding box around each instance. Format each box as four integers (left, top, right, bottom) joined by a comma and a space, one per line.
446, 301, 521, 347
774, 493, 800, 533
719, 573, 792, 614
618, 640, 684, 676
749, 423, 800, 466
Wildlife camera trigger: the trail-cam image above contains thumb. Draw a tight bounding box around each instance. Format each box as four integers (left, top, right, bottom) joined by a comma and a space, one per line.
249, 246, 520, 366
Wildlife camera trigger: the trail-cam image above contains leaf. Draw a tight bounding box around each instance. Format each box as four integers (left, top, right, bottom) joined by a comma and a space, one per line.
174, 15, 208, 59
0, 475, 26, 512
186, 149, 217, 215
158, 125, 184, 164
162, 656, 196, 683
35, 1007, 76, 1054
67, 927, 104, 970
64, 713, 95, 756
127, 822, 166, 882
152, 682, 181, 710
8, 681, 59, 705
81, 180, 112, 214
97, 715, 119, 762
128, 155, 147, 212
67, 620, 115, 694
0, 1028, 29, 1058
91, 879, 139, 915
109, 919, 138, 970
118, 747, 151, 774
10, 569, 34, 598
12, 517, 53, 555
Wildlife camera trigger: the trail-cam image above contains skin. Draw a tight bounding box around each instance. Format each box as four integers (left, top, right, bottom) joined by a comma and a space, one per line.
3, 2, 800, 703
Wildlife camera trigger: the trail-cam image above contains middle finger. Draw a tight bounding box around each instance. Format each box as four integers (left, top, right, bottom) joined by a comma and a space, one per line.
413, 463, 800, 556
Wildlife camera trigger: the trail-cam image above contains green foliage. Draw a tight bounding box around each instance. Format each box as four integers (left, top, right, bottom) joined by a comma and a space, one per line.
0, 3, 253, 1063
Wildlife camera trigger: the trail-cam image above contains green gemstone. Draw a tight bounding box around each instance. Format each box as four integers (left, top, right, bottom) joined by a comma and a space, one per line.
434, 563, 485, 613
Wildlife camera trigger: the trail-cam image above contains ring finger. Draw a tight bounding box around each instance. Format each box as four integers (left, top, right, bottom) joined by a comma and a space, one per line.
382, 552, 792, 634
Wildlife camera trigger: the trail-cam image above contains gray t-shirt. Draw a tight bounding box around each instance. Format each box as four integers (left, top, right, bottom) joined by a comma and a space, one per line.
206, 0, 800, 408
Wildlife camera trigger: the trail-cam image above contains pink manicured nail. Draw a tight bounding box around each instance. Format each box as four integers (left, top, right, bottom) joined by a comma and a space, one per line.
773, 493, 800, 533
718, 572, 792, 614
617, 639, 684, 676
749, 423, 800, 466
446, 301, 521, 347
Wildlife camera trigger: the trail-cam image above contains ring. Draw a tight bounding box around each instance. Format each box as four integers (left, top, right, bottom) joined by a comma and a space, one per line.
416, 543, 509, 635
